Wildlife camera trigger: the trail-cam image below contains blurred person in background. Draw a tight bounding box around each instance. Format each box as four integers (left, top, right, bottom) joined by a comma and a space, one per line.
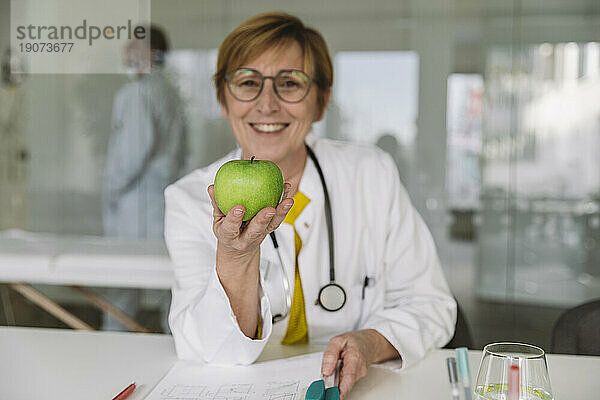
102, 25, 188, 331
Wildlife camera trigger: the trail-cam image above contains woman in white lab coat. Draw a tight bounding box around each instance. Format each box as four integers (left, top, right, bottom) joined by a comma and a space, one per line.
165, 12, 456, 399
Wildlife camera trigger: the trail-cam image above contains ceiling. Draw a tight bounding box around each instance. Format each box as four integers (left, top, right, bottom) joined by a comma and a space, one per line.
151, 0, 600, 22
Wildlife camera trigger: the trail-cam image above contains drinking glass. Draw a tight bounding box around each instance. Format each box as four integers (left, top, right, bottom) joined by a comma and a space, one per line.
473, 342, 553, 400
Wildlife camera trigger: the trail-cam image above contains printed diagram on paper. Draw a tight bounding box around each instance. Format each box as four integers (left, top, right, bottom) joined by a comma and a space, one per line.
159, 380, 300, 400
146, 352, 323, 400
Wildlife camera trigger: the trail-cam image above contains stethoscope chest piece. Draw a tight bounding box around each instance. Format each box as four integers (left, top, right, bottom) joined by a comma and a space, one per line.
317, 282, 346, 312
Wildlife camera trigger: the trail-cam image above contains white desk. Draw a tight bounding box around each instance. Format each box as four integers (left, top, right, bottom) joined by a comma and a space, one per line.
1, 326, 599, 400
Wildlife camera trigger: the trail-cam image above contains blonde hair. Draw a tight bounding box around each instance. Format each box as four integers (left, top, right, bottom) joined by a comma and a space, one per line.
214, 12, 333, 114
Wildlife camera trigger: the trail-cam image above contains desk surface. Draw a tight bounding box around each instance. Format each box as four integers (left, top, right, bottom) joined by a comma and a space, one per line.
2, 326, 599, 400
0, 229, 174, 288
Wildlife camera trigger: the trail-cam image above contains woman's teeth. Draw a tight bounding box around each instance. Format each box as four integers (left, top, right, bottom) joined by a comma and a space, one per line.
252, 123, 287, 133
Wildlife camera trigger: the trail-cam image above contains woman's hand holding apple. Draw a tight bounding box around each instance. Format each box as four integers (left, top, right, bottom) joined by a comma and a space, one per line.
206, 182, 293, 338
208, 182, 293, 259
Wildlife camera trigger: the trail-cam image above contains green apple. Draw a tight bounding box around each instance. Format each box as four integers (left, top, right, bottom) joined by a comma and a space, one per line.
213, 156, 284, 221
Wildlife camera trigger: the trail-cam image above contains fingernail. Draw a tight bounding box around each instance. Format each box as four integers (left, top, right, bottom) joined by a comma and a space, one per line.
234, 208, 243, 217
283, 203, 293, 211
265, 212, 275, 218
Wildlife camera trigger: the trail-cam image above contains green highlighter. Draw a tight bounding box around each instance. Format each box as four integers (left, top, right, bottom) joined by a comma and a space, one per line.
324, 386, 340, 400
306, 358, 341, 400
305, 380, 340, 400
306, 357, 341, 400
305, 379, 326, 400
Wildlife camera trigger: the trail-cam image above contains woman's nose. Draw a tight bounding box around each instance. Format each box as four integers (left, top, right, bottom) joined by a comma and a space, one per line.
255, 79, 280, 113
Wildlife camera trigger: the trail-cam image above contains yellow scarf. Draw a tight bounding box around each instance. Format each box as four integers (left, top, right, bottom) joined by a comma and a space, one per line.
281, 190, 311, 344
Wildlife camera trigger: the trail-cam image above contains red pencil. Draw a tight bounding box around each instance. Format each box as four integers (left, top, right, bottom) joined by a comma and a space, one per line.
112, 382, 136, 400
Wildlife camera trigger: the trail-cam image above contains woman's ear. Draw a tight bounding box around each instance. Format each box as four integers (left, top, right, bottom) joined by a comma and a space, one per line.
314, 88, 332, 122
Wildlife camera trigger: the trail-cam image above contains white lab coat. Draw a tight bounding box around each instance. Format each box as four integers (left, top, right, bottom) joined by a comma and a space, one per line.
165, 134, 456, 368
103, 68, 188, 239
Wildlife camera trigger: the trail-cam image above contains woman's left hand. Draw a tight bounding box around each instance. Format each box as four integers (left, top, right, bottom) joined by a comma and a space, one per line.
321, 329, 400, 399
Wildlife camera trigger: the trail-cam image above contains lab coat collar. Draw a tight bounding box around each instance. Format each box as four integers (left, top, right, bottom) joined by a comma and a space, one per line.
293, 135, 324, 247
232, 147, 242, 160
297, 145, 323, 212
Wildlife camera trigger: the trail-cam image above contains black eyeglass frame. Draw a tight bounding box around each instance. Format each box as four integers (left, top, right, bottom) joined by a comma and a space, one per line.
224, 68, 313, 103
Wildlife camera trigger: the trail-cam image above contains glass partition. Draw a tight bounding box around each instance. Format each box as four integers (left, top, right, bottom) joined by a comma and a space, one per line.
1, 0, 599, 347
479, 41, 600, 307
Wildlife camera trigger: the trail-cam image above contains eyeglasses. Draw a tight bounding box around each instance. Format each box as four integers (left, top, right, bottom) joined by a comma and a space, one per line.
225, 68, 312, 103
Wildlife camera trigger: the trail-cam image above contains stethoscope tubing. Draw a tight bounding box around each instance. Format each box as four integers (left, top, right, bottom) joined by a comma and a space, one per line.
268, 231, 293, 322
268, 143, 346, 321
305, 144, 336, 284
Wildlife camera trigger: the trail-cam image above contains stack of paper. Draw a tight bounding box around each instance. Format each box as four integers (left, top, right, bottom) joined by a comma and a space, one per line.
146, 352, 323, 400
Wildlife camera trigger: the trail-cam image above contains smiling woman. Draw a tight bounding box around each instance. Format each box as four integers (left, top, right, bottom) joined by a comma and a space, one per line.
164, 11, 456, 400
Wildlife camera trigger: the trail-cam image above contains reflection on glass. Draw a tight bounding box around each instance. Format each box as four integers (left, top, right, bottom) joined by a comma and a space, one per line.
332, 51, 419, 147
446, 73, 483, 211
478, 42, 600, 307
331, 51, 419, 193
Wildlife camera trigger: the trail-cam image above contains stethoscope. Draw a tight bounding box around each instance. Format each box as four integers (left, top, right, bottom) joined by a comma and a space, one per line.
266, 143, 347, 323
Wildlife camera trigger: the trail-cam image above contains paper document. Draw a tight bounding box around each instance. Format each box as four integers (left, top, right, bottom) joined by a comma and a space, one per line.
146, 352, 323, 400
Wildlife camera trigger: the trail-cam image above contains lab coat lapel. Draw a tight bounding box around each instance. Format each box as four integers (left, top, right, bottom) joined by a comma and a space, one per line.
295, 155, 322, 247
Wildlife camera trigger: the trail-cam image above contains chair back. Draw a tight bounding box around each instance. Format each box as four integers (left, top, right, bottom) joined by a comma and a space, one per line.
552, 299, 600, 356
444, 303, 474, 349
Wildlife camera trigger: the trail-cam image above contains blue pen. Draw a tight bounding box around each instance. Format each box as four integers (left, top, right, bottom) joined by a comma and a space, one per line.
456, 347, 472, 400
